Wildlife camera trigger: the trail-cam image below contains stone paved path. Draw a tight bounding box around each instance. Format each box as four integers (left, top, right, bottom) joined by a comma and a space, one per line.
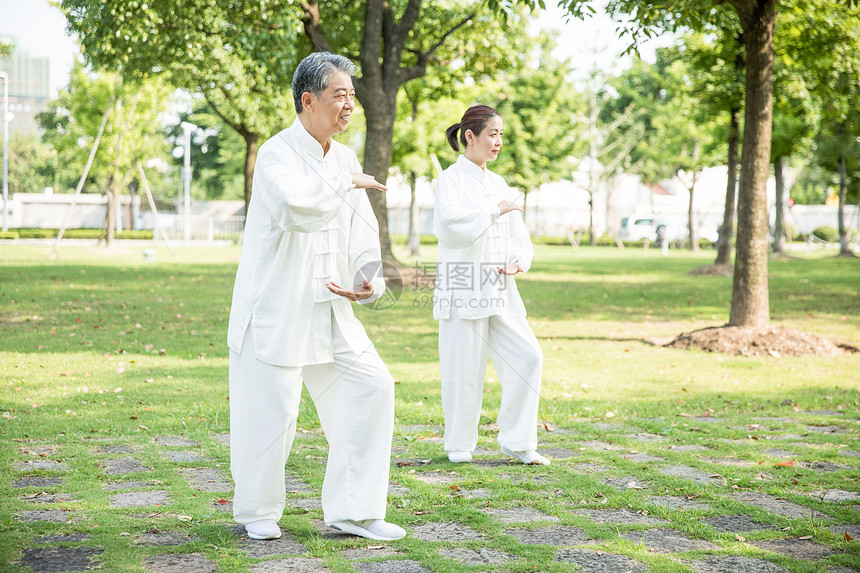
5, 411, 859, 572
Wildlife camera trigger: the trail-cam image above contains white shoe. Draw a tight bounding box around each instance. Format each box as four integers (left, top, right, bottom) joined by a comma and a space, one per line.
448, 450, 472, 463
501, 447, 550, 466
329, 519, 406, 540
245, 519, 281, 540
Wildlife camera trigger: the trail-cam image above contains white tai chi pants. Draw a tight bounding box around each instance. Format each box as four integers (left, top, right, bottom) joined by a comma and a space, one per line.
439, 308, 543, 453
229, 319, 394, 526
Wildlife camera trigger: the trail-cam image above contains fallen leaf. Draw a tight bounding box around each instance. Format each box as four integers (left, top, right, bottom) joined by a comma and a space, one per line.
735, 534, 746, 542
797, 535, 812, 540
775, 461, 794, 467
845, 532, 854, 541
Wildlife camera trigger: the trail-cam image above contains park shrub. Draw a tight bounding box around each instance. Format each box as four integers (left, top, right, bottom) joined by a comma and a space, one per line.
17, 228, 57, 239
0, 231, 20, 239
812, 226, 839, 243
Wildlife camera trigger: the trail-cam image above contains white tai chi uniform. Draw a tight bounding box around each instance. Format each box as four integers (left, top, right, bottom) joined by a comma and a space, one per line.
227, 118, 393, 526
433, 155, 543, 453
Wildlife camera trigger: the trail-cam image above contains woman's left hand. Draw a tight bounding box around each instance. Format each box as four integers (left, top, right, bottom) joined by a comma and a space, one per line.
497, 262, 524, 275
327, 280, 375, 301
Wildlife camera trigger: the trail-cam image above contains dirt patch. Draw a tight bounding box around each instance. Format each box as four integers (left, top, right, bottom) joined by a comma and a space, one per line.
665, 325, 854, 357
689, 263, 734, 277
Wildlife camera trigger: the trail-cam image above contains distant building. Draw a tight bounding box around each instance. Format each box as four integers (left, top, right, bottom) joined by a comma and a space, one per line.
0, 38, 51, 136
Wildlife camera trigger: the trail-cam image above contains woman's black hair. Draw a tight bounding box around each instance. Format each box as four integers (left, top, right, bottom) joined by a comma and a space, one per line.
445, 104, 501, 152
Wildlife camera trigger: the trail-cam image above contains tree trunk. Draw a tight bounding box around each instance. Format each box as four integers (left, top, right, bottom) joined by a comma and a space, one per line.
357, 83, 399, 264
242, 132, 259, 216
729, 0, 775, 328
716, 105, 740, 265
106, 176, 117, 246
773, 155, 786, 254
407, 170, 421, 256
128, 178, 139, 231
688, 140, 701, 252
837, 153, 850, 255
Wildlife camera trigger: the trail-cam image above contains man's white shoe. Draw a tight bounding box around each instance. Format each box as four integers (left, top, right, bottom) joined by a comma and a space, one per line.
329, 519, 406, 540
448, 450, 472, 463
245, 519, 282, 540
501, 447, 551, 466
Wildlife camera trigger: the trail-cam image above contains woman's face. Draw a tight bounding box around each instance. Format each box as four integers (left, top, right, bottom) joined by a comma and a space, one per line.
465, 115, 503, 167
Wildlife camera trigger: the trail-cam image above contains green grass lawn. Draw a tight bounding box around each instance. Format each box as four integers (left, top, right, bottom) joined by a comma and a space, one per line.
1, 243, 858, 572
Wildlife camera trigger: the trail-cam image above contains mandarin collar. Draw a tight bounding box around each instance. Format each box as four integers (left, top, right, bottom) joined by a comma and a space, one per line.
456, 154, 486, 181
289, 117, 328, 161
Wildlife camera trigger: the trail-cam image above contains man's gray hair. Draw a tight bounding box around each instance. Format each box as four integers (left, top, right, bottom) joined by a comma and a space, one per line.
292, 52, 357, 114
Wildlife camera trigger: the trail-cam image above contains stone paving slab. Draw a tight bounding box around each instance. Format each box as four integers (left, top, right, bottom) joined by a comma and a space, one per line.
753, 538, 841, 560
807, 490, 860, 502
505, 526, 597, 546
162, 451, 209, 463
354, 560, 431, 573
624, 453, 666, 463
20, 546, 103, 572
250, 558, 330, 572
726, 492, 829, 519
574, 509, 668, 525
15, 460, 67, 471
20, 492, 80, 504
702, 457, 755, 467
798, 461, 853, 472
110, 490, 171, 508
36, 534, 91, 544
827, 524, 860, 538
656, 465, 726, 486
20, 445, 60, 456
17, 510, 73, 523
213, 433, 230, 448
703, 514, 778, 532
287, 496, 322, 510
539, 447, 579, 459
412, 472, 461, 485
182, 467, 232, 492
135, 531, 198, 546
12, 477, 64, 488
688, 555, 789, 572
411, 522, 483, 541
341, 546, 402, 559
554, 548, 647, 572
101, 458, 150, 475
103, 480, 157, 490
603, 475, 649, 490
143, 553, 217, 573
670, 445, 712, 452
239, 531, 308, 558
620, 529, 719, 553
438, 547, 512, 565
154, 435, 199, 447
626, 432, 666, 442
285, 476, 313, 493
761, 449, 796, 458
450, 487, 491, 499
647, 496, 711, 511
388, 482, 410, 496
96, 444, 136, 454
571, 463, 611, 473
576, 441, 625, 451
498, 472, 550, 485
482, 507, 560, 523
838, 450, 860, 458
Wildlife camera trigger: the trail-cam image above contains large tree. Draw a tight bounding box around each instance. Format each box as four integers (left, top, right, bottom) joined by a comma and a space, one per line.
300, 0, 526, 264
38, 63, 172, 245
62, 0, 300, 213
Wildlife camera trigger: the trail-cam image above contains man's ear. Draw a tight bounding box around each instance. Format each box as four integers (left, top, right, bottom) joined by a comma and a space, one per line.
301, 91, 315, 112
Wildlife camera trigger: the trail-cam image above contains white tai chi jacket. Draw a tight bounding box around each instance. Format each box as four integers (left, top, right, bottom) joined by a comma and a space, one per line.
227, 118, 386, 367
433, 155, 533, 321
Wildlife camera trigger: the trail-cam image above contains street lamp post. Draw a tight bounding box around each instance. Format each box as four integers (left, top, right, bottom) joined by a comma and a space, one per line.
1, 71, 9, 233
180, 121, 196, 241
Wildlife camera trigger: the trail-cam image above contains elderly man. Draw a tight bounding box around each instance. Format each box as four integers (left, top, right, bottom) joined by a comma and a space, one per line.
227, 52, 405, 542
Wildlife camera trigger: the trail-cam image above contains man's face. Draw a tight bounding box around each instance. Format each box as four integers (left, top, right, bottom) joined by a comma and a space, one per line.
305, 70, 355, 139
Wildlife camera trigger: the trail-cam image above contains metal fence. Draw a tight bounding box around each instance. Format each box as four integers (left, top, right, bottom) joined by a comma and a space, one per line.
140, 213, 245, 243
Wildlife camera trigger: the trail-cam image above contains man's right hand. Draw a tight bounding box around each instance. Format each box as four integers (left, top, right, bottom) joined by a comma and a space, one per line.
497, 200, 523, 216
352, 173, 388, 191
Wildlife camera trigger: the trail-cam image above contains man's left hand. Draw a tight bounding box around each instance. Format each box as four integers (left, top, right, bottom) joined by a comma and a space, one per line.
327, 280, 375, 301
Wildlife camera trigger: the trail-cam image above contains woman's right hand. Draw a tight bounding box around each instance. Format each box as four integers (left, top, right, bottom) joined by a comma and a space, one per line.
497, 200, 523, 216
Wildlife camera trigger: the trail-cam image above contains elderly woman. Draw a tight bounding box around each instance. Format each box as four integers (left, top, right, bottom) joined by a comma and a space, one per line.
433, 104, 549, 466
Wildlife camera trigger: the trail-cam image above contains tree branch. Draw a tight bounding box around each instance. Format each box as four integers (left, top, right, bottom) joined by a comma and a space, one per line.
300, 0, 334, 53
398, 11, 475, 85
